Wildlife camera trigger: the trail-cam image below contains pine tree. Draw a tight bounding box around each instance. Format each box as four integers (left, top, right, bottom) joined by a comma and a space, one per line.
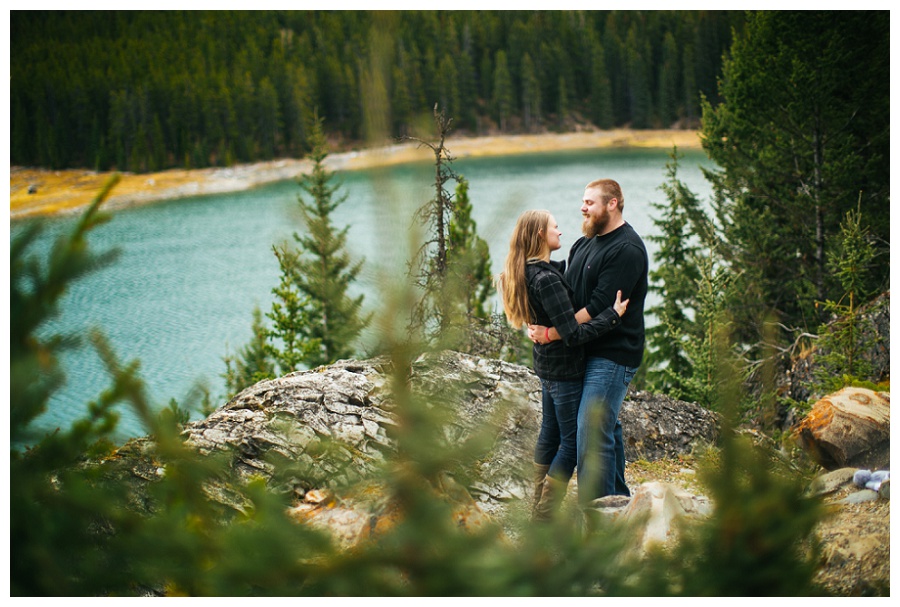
222, 306, 275, 398
644, 151, 704, 395
644, 149, 733, 408
625, 23, 652, 128
557, 75, 569, 129
520, 53, 541, 131
589, 40, 614, 129
491, 50, 513, 132
678, 254, 735, 410
680, 42, 699, 125
11, 180, 343, 595
657, 31, 679, 126
268, 245, 321, 373
600, 13, 627, 125
270, 113, 369, 369
447, 178, 526, 360
812, 199, 879, 395
447, 177, 494, 324
438, 54, 460, 124
391, 63, 413, 137
456, 42, 479, 132
10, 176, 166, 595
256, 76, 281, 160
11, 176, 121, 442
636, 330, 826, 595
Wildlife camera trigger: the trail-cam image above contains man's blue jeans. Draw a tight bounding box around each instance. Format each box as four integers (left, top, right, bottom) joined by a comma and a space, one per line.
534, 377, 583, 482
576, 357, 637, 504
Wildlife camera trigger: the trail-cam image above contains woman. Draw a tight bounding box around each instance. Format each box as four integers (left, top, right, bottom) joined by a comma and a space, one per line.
499, 210, 627, 520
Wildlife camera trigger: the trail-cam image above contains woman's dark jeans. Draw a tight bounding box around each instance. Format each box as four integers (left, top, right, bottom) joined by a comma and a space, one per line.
534, 377, 583, 482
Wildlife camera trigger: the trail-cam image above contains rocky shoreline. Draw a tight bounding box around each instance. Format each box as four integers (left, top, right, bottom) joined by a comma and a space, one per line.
10, 129, 701, 221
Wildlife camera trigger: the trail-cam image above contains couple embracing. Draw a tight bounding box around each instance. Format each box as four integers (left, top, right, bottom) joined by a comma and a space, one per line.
499, 179, 648, 521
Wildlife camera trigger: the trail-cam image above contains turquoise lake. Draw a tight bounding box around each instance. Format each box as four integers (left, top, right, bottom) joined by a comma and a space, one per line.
13, 147, 714, 445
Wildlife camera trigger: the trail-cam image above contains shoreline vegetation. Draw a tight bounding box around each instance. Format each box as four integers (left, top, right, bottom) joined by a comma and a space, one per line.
10, 129, 701, 221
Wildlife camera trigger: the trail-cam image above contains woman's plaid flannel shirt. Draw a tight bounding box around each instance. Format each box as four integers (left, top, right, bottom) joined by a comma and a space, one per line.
525, 259, 622, 381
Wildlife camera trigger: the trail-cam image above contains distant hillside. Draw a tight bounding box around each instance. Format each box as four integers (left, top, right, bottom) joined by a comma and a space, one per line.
11, 10, 741, 172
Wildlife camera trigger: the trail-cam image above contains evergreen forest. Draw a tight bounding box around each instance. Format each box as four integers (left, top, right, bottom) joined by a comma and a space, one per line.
11, 10, 740, 171
641, 10, 889, 412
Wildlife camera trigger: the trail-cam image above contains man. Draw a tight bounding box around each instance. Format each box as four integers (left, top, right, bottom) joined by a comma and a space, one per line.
529, 178, 648, 505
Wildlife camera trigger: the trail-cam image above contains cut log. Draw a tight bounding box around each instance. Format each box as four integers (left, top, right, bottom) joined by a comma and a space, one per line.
795, 387, 890, 470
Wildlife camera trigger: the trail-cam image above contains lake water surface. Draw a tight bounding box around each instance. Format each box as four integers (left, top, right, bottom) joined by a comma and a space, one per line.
14, 147, 714, 444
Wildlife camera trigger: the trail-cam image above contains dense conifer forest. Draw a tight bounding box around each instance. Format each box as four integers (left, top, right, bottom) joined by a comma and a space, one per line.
11, 10, 741, 171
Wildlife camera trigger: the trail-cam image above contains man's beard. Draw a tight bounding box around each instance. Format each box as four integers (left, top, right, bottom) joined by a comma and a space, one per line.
582, 211, 608, 238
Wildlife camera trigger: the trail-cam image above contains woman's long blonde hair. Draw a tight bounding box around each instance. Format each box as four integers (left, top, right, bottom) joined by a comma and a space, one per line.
499, 210, 552, 328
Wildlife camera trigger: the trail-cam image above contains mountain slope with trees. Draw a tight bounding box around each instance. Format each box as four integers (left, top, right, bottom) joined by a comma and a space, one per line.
11, 10, 741, 171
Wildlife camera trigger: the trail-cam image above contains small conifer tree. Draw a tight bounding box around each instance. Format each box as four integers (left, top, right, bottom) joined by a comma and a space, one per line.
10, 183, 345, 596
645, 150, 704, 393
812, 199, 879, 394
222, 305, 276, 398
267, 244, 322, 373
492, 51, 513, 131
270, 112, 369, 369
447, 177, 520, 358
644, 149, 731, 405
447, 177, 494, 321
11, 176, 121, 447
678, 253, 736, 409
405, 107, 501, 354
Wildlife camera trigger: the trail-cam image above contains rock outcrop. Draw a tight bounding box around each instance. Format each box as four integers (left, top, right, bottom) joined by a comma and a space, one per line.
619, 391, 719, 462
180, 351, 719, 517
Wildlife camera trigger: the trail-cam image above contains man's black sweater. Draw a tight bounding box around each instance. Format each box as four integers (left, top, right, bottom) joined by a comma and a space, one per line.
565, 222, 648, 368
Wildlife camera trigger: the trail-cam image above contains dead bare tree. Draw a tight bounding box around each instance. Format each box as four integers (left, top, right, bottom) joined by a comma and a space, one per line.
404, 105, 460, 341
